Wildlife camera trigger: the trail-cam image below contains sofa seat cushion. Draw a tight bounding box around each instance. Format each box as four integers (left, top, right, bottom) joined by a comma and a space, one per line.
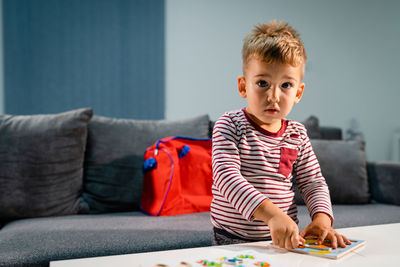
296, 204, 400, 230
0, 108, 93, 221
82, 114, 210, 213
0, 212, 212, 266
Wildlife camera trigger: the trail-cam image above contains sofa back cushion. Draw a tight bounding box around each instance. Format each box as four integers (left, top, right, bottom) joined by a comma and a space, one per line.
82, 114, 210, 213
367, 162, 400, 205
294, 140, 369, 205
0, 108, 93, 220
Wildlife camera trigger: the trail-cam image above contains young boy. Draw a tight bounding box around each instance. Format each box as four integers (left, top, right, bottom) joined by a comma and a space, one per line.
211, 21, 351, 249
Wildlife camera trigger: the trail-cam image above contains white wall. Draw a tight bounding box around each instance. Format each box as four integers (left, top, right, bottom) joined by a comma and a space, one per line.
166, 0, 400, 162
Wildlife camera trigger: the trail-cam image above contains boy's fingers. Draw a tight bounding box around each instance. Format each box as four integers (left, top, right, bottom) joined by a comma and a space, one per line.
299, 228, 308, 238
299, 235, 306, 245
279, 236, 285, 249
285, 235, 293, 250
272, 232, 284, 248
342, 234, 352, 245
318, 230, 328, 245
271, 233, 278, 247
337, 234, 346, 248
328, 232, 338, 249
290, 233, 300, 248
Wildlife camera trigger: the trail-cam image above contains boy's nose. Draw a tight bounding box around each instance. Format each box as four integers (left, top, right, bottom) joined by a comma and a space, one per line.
267, 87, 280, 103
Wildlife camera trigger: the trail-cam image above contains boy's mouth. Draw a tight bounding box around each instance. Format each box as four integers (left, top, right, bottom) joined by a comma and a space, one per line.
265, 107, 279, 113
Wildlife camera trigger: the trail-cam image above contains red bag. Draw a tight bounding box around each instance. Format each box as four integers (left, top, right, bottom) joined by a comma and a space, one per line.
141, 136, 213, 216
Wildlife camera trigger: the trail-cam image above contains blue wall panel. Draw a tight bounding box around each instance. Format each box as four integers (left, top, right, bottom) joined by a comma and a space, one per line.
4, 0, 164, 119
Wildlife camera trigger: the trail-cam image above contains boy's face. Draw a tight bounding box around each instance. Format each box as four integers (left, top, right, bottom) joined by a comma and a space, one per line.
238, 57, 305, 133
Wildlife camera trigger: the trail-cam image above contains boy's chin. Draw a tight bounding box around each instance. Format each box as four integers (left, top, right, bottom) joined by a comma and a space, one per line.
255, 116, 282, 128
258, 114, 282, 124
247, 109, 282, 125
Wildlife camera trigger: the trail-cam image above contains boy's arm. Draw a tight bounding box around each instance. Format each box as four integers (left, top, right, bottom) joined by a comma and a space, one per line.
294, 134, 334, 224
212, 115, 267, 221
294, 133, 350, 248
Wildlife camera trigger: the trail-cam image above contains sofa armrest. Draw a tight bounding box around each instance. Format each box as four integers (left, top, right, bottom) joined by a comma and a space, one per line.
367, 162, 400, 205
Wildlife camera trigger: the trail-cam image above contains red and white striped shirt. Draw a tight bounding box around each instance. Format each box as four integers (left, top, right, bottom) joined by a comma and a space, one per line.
210, 109, 333, 240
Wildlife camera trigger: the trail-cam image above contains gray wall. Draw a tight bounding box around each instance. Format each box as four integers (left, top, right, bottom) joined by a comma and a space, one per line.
166, 0, 400, 162
1, 0, 399, 161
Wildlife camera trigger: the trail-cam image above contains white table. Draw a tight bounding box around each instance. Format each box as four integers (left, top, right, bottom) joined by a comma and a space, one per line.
51, 223, 400, 267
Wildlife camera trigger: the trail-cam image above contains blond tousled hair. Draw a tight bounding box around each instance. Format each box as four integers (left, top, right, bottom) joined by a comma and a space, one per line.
242, 21, 307, 72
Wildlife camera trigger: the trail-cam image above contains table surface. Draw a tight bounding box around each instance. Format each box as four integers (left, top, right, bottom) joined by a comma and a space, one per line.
50, 223, 400, 267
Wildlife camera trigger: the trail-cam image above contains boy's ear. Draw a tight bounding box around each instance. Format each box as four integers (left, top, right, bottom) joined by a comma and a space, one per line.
294, 82, 305, 104
238, 76, 247, 98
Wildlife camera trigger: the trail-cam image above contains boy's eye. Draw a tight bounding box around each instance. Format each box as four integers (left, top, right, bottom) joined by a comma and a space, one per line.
257, 80, 270, 88
281, 82, 293, 89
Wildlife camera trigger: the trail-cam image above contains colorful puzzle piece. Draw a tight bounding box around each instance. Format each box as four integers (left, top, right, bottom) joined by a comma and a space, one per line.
197, 254, 269, 267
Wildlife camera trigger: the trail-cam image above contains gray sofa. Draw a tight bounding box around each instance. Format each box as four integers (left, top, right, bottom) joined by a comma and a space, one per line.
0, 108, 399, 267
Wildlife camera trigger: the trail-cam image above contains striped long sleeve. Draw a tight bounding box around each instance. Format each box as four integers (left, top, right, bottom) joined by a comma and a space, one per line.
294, 136, 334, 222
210, 109, 333, 240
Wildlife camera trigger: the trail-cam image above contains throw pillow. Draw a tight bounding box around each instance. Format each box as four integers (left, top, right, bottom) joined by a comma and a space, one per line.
294, 140, 369, 205
82, 114, 210, 213
0, 108, 93, 220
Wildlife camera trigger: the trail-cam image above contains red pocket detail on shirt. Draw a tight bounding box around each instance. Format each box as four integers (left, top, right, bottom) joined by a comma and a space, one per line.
279, 147, 298, 178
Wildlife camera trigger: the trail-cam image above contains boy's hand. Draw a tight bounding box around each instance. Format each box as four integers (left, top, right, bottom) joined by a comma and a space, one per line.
253, 200, 305, 249
268, 211, 305, 249
300, 213, 351, 249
